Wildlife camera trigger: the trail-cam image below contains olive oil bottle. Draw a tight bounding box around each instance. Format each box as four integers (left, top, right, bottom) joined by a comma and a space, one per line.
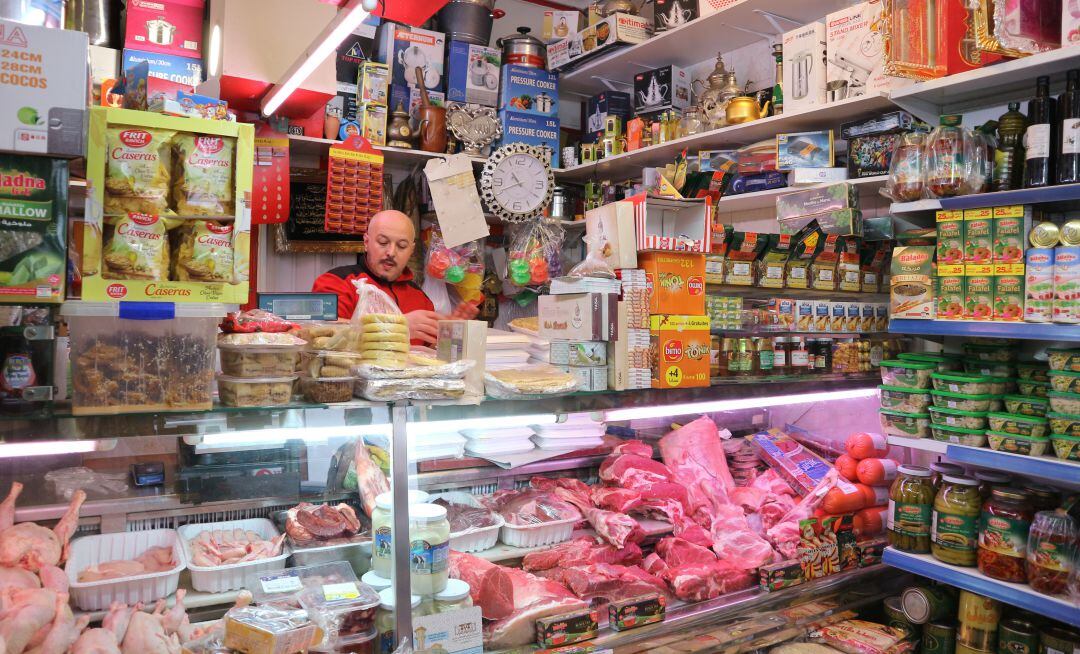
994, 102, 1027, 191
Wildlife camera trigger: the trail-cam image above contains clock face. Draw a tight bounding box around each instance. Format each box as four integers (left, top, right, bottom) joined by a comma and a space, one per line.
490, 153, 550, 216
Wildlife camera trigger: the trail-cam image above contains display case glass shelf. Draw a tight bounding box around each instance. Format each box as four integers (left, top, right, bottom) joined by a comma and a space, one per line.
888, 319, 1080, 342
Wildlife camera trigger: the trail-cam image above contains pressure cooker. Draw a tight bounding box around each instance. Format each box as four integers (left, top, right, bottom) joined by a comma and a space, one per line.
437, 0, 504, 47
497, 26, 547, 69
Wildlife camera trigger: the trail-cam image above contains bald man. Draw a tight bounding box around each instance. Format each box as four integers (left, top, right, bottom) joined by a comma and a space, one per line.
312, 210, 475, 344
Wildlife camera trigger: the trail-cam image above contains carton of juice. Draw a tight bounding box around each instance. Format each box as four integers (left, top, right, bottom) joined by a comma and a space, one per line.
936, 275, 966, 320
1025, 248, 1054, 323
1054, 247, 1080, 324
816, 301, 833, 332
861, 302, 875, 332
936, 210, 965, 272
994, 275, 1024, 322
965, 273, 994, 320
964, 209, 994, 266
992, 205, 1031, 264
829, 301, 845, 332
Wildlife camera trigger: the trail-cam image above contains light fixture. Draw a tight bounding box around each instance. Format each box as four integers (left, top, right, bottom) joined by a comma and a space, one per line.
207, 24, 222, 78
406, 413, 559, 436
603, 387, 880, 422
0, 440, 105, 459
195, 423, 392, 448
260, 0, 372, 116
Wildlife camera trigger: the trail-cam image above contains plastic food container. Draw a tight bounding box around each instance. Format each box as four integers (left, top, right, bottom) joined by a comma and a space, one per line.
928, 406, 987, 430
290, 538, 371, 574
219, 343, 302, 378
1049, 370, 1080, 393
931, 372, 992, 395
963, 343, 1015, 362
218, 374, 297, 407
986, 431, 1050, 456
1048, 390, 1080, 415
299, 375, 356, 403
963, 359, 1015, 378
930, 423, 988, 447
930, 390, 995, 412
986, 413, 1049, 438
1049, 433, 1080, 461
430, 491, 504, 554
985, 377, 1016, 396
1047, 412, 1080, 437
880, 386, 933, 413
297, 570, 380, 645
898, 353, 963, 371
880, 360, 935, 389
179, 518, 290, 593
301, 349, 365, 378
62, 301, 225, 415
879, 409, 931, 438
1047, 348, 1080, 372
248, 561, 368, 609
66, 529, 187, 611
1018, 380, 1051, 397
1003, 394, 1050, 417
1016, 363, 1050, 382
499, 515, 578, 548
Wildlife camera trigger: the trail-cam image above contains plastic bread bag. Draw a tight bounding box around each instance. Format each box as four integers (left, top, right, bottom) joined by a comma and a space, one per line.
298, 322, 357, 352
172, 134, 236, 216
354, 355, 474, 380
567, 232, 616, 279
809, 620, 914, 654
355, 377, 467, 401
484, 364, 579, 399
101, 212, 171, 280
104, 126, 176, 216
349, 278, 409, 361
504, 219, 565, 292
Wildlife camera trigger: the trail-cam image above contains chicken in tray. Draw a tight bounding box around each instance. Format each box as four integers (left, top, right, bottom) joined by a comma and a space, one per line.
186, 529, 285, 567
284, 502, 363, 547
77, 546, 177, 583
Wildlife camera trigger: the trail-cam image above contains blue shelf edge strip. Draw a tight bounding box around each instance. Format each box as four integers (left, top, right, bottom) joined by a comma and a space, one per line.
889, 319, 1080, 342
938, 183, 1080, 210
882, 549, 1080, 627
944, 444, 1079, 480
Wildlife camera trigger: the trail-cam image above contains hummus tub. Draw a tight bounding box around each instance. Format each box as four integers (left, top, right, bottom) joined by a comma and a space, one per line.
1049, 433, 1080, 460
880, 386, 933, 413
985, 431, 1050, 456
1017, 380, 1051, 397
986, 413, 1050, 438
963, 359, 1015, 378
1015, 363, 1050, 382
930, 372, 992, 395
930, 390, 995, 412
963, 342, 1015, 362
930, 423, 988, 447
1047, 412, 1080, 437
881, 360, 935, 389
879, 409, 931, 438
899, 353, 963, 372
1049, 370, 1080, 393
1048, 390, 1080, 414
1046, 348, 1080, 372
1003, 395, 1050, 417
929, 406, 988, 430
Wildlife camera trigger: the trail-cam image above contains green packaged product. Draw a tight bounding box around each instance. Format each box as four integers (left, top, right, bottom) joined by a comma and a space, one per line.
0, 154, 68, 303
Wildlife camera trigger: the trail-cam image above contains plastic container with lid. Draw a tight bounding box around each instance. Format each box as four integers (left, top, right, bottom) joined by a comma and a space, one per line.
370, 490, 430, 578
976, 488, 1032, 583
928, 405, 988, 430
880, 386, 933, 413
931, 475, 981, 567
887, 464, 934, 554
986, 413, 1049, 438
218, 339, 303, 378
217, 374, 298, 407
898, 352, 963, 372
1015, 362, 1050, 381
299, 375, 356, 403
376, 587, 422, 654
433, 579, 472, 613
408, 503, 450, 595
930, 423, 988, 447
360, 571, 391, 593
930, 390, 996, 412
1047, 412, 1080, 437
297, 576, 381, 647
929, 462, 964, 489
1003, 394, 1050, 417
880, 360, 935, 389
931, 372, 992, 395
985, 431, 1049, 456
62, 301, 226, 415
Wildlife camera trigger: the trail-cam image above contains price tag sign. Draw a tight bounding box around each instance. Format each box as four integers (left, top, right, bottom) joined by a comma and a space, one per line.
323, 582, 361, 602
252, 122, 290, 225
259, 572, 302, 594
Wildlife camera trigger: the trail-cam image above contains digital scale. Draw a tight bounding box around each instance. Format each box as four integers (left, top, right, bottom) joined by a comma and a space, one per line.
257, 293, 338, 321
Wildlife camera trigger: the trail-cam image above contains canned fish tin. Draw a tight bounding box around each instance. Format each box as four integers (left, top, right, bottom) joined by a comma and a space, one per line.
925, 621, 957, 654
885, 596, 919, 640
1061, 220, 1080, 246
902, 584, 956, 624
998, 618, 1038, 654
1031, 222, 1061, 248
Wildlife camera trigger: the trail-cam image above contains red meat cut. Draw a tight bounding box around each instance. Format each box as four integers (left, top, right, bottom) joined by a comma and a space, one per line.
589, 487, 642, 513
537, 563, 669, 602
521, 536, 642, 571
552, 486, 644, 548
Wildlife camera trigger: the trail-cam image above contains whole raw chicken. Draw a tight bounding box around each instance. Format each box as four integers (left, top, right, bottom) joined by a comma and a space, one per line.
0, 484, 86, 572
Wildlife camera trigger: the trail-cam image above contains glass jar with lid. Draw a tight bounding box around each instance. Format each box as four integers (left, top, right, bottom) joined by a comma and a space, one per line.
815, 338, 834, 374
973, 470, 1012, 500
887, 464, 934, 553
977, 488, 1032, 583
718, 338, 736, 377
1022, 483, 1060, 513
408, 503, 451, 595
376, 588, 422, 654
929, 462, 964, 490
371, 490, 430, 578
731, 338, 754, 376
790, 337, 810, 374
754, 337, 774, 376
772, 337, 790, 375
433, 579, 473, 613
931, 475, 982, 566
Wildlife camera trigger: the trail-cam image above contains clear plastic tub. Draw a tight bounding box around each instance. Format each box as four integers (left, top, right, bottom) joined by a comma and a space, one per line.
249, 561, 366, 609
219, 343, 302, 377
299, 375, 356, 403
218, 374, 297, 406
179, 518, 289, 593
62, 301, 226, 415
298, 572, 380, 646
66, 529, 186, 611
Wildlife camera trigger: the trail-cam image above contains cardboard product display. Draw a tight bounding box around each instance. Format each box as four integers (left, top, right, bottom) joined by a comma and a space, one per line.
324, 136, 385, 236
499, 65, 560, 118
629, 195, 711, 253
251, 123, 290, 225
649, 315, 711, 389
446, 41, 501, 107
782, 22, 826, 114
376, 23, 446, 92
548, 12, 651, 70
124, 0, 206, 59
638, 252, 706, 315
633, 64, 691, 115
585, 201, 638, 269
498, 112, 561, 167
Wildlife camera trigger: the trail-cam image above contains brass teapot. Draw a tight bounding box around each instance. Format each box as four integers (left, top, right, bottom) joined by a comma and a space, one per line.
725, 93, 771, 125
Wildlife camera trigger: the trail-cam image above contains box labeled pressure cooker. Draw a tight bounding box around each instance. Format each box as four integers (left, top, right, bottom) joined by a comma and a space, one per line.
124, 0, 206, 59
498, 64, 559, 118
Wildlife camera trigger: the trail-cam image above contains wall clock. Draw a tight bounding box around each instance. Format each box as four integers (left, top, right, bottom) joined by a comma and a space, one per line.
479, 143, 554, 223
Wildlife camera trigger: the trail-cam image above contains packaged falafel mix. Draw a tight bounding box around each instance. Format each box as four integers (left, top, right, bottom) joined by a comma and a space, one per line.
0, 154, 68, 303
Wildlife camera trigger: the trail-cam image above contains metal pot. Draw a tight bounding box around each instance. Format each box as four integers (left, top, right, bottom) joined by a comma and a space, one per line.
437, 0, 504, 46
65, 0, 116, 47
146, 18, 176, 46
497, 26, 546, 69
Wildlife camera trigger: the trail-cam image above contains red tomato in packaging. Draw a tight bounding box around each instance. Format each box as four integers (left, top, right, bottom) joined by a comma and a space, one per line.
856, 458, 899, 486
835, 454, 859, 482
845, 432, 889, 460
854, 506, 888, 536
823, 484, 867, 514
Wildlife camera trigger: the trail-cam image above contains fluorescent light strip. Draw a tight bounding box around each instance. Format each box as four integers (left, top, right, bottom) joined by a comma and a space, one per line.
0, 440, 100, 459
198, 423, 392, 447
603, 387, 880, 422
261, 2, 371, 116
406, 414, 559, 436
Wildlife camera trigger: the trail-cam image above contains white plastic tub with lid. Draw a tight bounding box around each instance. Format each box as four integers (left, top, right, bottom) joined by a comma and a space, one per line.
370, 489, 431, 578
433, 578, 472, 613
408, 503, 450, 595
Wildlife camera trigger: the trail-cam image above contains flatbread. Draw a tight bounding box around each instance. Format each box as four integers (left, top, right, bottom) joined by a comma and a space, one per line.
362, 331, 409, 343
361, 341, 409, 353
361, 313, 406, 325
362, 323, 408, 335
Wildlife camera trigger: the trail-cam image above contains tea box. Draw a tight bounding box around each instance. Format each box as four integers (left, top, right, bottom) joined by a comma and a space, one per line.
776, 183, 857, 223
632, 64, 691, 115
994, 275, 1025, 322
796, 299, 815, 331
638, 252, 706, 315
782, 21, 827, 113
965, 274, 995, 320
608, 595, 665, 631
845, 302, 861, 332
936, 210, 965, 273
890, 246, 934, 319
936, 275, 966, 320
536, 609, 599, 648
538, 292, 619, 341
1025, 248, 1055, 323
1054, 246, 1080, 324
992, 205, 1031, 264
964, 209, 994, 266
818, 301, 835, 332
650, 315, 711, 389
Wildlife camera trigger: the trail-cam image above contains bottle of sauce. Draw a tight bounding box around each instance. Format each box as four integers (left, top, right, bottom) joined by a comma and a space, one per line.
1024, 75, 1057, 188
772, 337, 789, 375
1058, 69, 1080, 185
994, 102, 1028, 191
790, 337, 810, 374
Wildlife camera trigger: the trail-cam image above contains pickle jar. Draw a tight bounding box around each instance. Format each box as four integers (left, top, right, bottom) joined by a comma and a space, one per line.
931, 474, 982, 566
1022, 483, 1060, 513
925, 115, 975, 199
974, 470, 1012, 501
888, 464, 935, 553
1026, 509, 1078, 596
929, 462, 964, 490
888, 130, 927, 202
977, 488, 1033, 583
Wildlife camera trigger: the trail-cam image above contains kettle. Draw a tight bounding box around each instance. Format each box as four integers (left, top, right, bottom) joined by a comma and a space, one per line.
691, 54, 728, 125
725, 93, 771, 125
596, 0, 647, 16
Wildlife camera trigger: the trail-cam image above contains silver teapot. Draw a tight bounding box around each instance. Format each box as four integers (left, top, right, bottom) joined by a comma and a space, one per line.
691, 54, 740, 128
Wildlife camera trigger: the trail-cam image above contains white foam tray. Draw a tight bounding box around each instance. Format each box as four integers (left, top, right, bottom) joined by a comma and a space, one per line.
429, 491, 504, 553
499, 515, 577, 548
66, 529, 187, 611
178, 518, 289, 593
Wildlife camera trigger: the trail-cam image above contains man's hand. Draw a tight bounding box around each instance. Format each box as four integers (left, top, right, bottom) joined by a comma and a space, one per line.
405, 310, 442, 344
450, 301, 480, 320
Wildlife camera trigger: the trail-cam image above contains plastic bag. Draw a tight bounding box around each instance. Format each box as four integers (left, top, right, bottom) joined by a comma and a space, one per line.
172, 134, 236, 216
173, 220, 235, 281
101, 212, 171, 280
356, 377, 467, 401
505, 219, 564, 290
811, 620, 914, 654
354, 357, 473, 380
567, 232, 616, 279
104, 126, 175, 215
484, 364, 579, 399
349, 278, 410, 365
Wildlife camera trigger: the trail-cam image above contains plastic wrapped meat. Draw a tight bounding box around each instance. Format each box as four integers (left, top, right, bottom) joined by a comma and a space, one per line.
432, 499, 499, 534
481, 489, 582, 526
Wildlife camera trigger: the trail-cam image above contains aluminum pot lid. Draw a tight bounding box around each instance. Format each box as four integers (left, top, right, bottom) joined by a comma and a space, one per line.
498, 26, 545, 49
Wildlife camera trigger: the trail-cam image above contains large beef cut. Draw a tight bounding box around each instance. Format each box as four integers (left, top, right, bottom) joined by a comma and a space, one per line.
537, 563, 669, 602
521, 536, 642, 572
481, 489, 581, 526
650, 536, 755, 602
552, 486, 643, 548
450, 551, 586, 648
286, 503, 362, 545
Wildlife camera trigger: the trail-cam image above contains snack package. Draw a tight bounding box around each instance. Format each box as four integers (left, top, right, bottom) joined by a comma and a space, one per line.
349, 279, 410, 365
505, 219, 564, 291
568, 232, 617, 279
102, 212, 171, 280
811, 620, 914, 654
173, 220, 235, 282
485, 364, 579, 399
172, 134, 237, 216
104, 126, 176, 215
298, 322, 359, 352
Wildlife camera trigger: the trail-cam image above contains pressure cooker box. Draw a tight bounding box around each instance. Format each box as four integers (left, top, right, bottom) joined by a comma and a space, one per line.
498, 64, 559, 118
124, 0, 206, 59
376, 23, 446, 92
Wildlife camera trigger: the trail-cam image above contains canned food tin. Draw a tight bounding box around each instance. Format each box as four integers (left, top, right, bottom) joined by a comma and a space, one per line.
885, 596, 918, 639
1038, 626, 1080, 654
1030, 222, 1061, 248
958, 590, 1001, 630
925, 621, 957, 654
1061, 220, 1080, 246
998, 618, 1038, 654
958, 645, 995, 654
959, 626, 998, 653
902, 584, 957, 624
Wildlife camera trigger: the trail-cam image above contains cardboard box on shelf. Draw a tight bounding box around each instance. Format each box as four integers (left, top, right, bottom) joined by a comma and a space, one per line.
358, 61, 390, 105
585, 201, 638, 269
639, 252, 706, 315
890, 245, 934, 319
498, 112, 560, 167
584, 91, 632, 141
358, 103, 387, 146
782, 21, 826, 113
499, 64, 559, 118
653, 0, 697, 32
446, 41, 500, 107
608, 304, 651, 391
376, 23, 446, 91
788, 168, 849, 186
125, 0, 205, 58
542, 10, 581, 43
777, 130, 835, 170
122, 48, 203, 87
388, 85, 444, 130
824, 1, 912, 100
335, 17, 380, 89
148, 90, 229, 120
633, 65, 690, 115
548, 12, 651, 70
561, 365, 609, 392
965, 273, 994, 321
0, 154, 68, 303
118, 60, 194, 111
649, 315, 710, 389
631, 195, 711, 253
0, 19, 89, 156
538, 293, 619, 341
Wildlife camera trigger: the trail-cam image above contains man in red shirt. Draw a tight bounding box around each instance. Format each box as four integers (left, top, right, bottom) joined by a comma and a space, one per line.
312, 210, 475, 344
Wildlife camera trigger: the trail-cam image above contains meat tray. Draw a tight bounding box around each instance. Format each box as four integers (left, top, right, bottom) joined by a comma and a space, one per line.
430, 491, 505, 553
66, 528, 187, 611
499, 515, 578, 548
178, 518, 290, 593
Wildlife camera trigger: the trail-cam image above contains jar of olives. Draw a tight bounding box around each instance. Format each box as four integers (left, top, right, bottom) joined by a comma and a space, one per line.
932, 475, 982, 566
888, 464, 935, 553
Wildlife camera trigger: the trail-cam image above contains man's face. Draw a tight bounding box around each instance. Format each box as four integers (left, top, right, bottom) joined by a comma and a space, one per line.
365, 216, 415, 281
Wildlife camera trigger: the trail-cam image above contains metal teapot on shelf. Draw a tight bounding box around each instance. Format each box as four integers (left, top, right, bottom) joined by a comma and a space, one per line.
725, 89, 771, 125
594, 0, 647, 16
691, 54, 741, 128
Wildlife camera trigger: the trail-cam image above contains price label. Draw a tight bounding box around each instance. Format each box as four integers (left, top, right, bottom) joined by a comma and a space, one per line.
323, 582, 360, 602
260, 573, 302, 594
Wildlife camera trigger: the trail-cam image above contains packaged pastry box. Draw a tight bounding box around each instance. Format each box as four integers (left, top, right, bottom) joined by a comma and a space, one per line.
81, 106, 254, 303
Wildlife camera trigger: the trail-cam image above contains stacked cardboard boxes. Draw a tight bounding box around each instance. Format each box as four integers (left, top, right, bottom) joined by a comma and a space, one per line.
639, 252, 711, 389
538, 289, 618, 392
935, 207, 1028, 322
611, 270, 651, 391
498, 64, 561, 167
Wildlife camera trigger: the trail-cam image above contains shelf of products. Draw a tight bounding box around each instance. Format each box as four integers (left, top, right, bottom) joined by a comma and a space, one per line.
715, 175, 888, 215
882, 548, 1080, 627
885, 436, 1080, 485
556, 0, 855, 95
891, 182, 1080, 214
288, 134, 485, 166
888, 320, 1080, 341
555, 93, 896, 182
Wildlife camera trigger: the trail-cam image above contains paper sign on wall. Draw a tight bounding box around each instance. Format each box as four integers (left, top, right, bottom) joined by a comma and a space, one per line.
424, 154, 489, 248
412, 607, 482, 654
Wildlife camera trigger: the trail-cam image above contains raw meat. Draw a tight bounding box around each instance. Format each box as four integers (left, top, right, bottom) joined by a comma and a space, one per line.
449, 551, 586, 648
0, 587, 56, 653
25, 591, 88, 654
767, 470, 838, 559
186, 529, 284, 567
589, 487, 642, 513
78, 546, 177, 582
551, 486, 643, 548
653, 537, 755, 602
285, 503, 362, 545
612, 440, 654, 457
656, 536, 716, 567
432, 499, 499, 533
481, 489, 581, 526
0, 487, 85, 572
599, 453, 672, 487
0, 483, 21, 532
353, 440, 389, 518
521, 536, 642, 572
536, 563, 668, 602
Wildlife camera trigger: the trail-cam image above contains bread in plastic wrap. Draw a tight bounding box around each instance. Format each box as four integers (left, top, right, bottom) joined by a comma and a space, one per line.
172, 134, 236, 216
297, 323, 360, 352
353, 355, 474, 380
350, 279, 410, 363
355, 378, 466, 401
485, 365, 579, 399
104, 126, 175, 215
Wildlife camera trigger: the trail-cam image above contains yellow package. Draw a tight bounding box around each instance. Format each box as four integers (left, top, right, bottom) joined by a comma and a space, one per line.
173, 134, 236, 216
173, 220, 235, 282
102, 212, 170, 280
104, 126, 175, 215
